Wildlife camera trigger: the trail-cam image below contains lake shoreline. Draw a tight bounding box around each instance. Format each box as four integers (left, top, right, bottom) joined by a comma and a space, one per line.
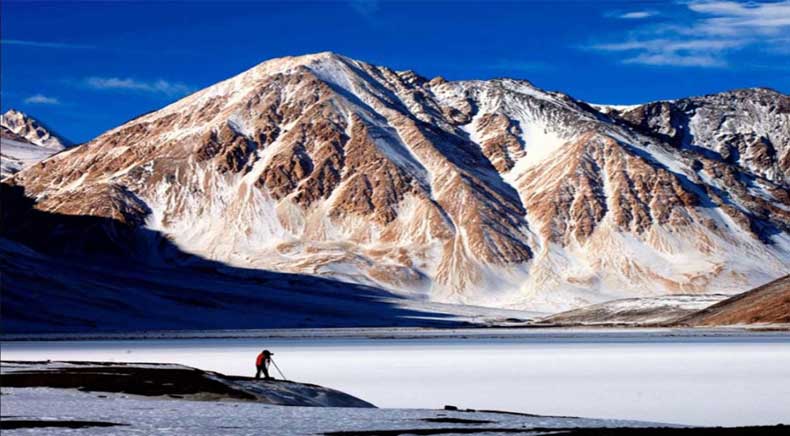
3, 331, 788, 426
2, 361, 789, 434
3, 326, 789, 342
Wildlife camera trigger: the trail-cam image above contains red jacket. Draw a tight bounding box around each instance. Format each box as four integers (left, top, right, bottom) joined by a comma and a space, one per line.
256, 353, 269, 366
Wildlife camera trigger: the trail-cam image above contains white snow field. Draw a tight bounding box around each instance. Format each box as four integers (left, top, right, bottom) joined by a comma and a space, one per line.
3, 330, 789, 427
0, 387, 662, 436
0, 138, 61, 178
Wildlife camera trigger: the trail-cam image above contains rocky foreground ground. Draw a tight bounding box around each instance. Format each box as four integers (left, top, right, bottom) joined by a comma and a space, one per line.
0, 360, 372, 407
1, 360, 788, 434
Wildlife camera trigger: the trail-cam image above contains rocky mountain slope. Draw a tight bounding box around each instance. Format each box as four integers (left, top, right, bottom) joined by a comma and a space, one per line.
673, 275, 790, 326
1, 109, 70, 177
607, 89, 789, 185
4, 52, 789, 312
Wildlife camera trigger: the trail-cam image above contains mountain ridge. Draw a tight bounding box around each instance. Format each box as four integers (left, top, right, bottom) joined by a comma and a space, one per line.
1, 109, 71, 177
5, 52, 789, 312
1, 108, 71, 149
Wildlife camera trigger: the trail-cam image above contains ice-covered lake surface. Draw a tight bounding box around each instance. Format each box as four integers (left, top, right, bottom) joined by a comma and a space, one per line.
0, 388, 662, 435
3, 328, 789, 427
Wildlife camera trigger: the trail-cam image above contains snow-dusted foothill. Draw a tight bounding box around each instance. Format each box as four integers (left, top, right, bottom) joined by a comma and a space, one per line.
538, 294, 730, 326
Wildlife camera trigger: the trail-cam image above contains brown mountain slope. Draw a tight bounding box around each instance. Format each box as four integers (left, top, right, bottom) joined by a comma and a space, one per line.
673, 275, 790, 326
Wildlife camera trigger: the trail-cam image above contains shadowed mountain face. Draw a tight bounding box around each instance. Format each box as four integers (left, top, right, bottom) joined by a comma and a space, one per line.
4, 52, 790, 312
1, 183, 473, 333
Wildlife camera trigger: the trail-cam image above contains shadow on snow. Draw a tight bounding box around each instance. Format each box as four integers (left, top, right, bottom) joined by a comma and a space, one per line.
0, 183, 465, 333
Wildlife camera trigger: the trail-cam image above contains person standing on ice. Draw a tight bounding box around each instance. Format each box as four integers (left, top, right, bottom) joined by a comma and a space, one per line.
255, 349, 274, 379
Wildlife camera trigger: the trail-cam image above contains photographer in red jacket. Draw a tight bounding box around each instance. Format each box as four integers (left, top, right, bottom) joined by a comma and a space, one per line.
255, 349, 273, 380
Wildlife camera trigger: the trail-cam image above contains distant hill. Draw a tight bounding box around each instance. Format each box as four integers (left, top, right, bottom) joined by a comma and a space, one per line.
537, 294, 728, 326
673, 275, 790, 327
1, 109, 70, 177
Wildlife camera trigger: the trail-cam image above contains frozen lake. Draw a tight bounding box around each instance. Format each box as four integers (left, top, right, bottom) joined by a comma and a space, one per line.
2, 330, 789, 426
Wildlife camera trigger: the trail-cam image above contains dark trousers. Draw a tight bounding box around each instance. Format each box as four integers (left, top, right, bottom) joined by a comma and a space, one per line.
255, 364, 270, 379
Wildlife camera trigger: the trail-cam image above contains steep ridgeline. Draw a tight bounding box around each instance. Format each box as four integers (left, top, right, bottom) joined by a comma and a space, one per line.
1, 109, 70, 177
608, 89, 789, 185
6, 53, 790, 312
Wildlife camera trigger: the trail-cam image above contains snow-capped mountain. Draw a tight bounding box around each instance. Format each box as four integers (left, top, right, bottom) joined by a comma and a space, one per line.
1, 109, 70, 177
607, 89, 789, 185
1, 109, 70, 149
5, 53, 789, 312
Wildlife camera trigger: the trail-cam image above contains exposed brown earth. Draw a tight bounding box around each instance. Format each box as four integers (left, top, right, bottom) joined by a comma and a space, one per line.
673, 275, 790, 326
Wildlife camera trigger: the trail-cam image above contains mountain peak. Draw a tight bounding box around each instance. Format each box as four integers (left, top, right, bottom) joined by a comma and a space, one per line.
3, 108, 24, 117
0, 109, 70, 150
1, 109, 70, 177
265, 50, 346, 65
2, 108, 33, 127
250, 51, 355, 77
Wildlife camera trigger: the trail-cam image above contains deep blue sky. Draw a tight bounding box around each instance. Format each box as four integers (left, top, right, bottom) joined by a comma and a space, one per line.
2, 1, 788, 143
